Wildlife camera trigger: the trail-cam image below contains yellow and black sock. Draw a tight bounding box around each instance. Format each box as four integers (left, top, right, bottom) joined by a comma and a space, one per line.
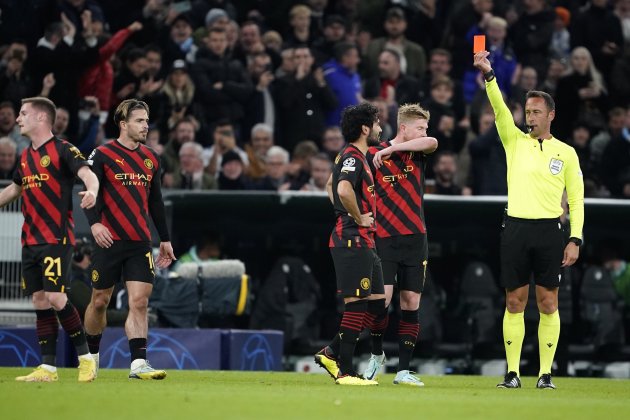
337, 300, 367, 375
398, 309, 420, 371
56, 302, 89, 356
502, 309, 525, 376
36, 308, 58, 366
538, 310, 560, 377
367, 298, 387, 355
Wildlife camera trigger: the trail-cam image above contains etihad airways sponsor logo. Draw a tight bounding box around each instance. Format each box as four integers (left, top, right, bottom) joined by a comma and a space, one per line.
114, 172, 152, 186
22, 173, 50, 189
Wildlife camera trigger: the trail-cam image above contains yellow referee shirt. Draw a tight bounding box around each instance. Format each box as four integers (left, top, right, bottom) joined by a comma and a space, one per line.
486, 78, 584, 239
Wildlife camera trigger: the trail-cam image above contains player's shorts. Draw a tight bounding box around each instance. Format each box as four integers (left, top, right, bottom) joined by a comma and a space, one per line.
90, 240, 154, 290
500, 216, 564, 289
21, 244, 73, 296
330, 247, 384, 298
376, 233, 428, 293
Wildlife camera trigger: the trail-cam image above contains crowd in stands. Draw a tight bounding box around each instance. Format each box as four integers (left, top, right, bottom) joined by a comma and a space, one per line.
1, 0, 630, 198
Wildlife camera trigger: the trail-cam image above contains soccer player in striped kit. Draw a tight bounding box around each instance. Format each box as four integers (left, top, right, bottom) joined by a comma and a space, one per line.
362, 104, 438, 386
83, 99, 176, 380
0, 97, 100, 382
314, 102, 384, 385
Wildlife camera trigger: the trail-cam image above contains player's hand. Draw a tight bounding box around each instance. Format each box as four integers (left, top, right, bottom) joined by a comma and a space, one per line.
561, 242, 580, 267
91, 223, 113, 248
352, 212, 374, 227
78, 189, 97, 209
372, 149, 391, 169
155, 241, 176, 268
473, 51, 492, 73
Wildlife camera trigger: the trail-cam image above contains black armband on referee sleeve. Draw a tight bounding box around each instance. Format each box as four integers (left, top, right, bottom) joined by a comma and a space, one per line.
483, 69, 495, 82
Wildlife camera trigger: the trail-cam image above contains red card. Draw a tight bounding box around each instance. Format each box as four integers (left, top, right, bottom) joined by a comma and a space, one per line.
473, 35, 486, 53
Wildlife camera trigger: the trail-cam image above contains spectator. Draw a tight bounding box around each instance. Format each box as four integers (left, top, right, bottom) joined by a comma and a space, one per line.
154, 59, 198, 135
204, 120, 249, 177
53, 107, 70, 138
432, 151, 464, 195
111, 48, 150, 108
280, 140, 318, 191
370, 98, 395, 141
144, 44, 164, 81
0, 136, 17, 180
204, 8, 230, 31
163, 118, 196, 175
554, 47, 608, 141
422, 76, 467, 155
0, 42, 32, 111
162, 13, 197, 65
509, 0, 555, 79
569, 121, 600, 197
0, 101, 29, 155
364, 7, 426, 80
275, 46, 337, 150
602, 246, 630, 307
285, 5, 314, 48
321, 126, 345, 161
255, 145, 290, 190
591, 107, 627, 164
218, 150, 249, 190
609, 44, 630, 108
571, 0, 624, 84
550, 7, 571, 60
262, 31, 283, 53
242, 52, 276, 139
540, 56, 569, 97
301, 152, 332, 192
600, 107, 630, 198
245, 123, 274, 180
166, 142, 217, 190
363, 49, 421, 107
468, 111, 507, 195
305, 0, 328, 39
322, 42, 361, 126
419, 48, 466, 125
233, 21, 281, 69
78, 21, 142, 118
191, 27, 253, 129
312, 15, 347, 65
176, 230, 223, 268
615, 0, 630, 44
463, 16, 518, 103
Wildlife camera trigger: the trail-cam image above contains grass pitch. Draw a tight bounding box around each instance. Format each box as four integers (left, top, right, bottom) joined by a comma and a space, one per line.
1, 368, 628, 420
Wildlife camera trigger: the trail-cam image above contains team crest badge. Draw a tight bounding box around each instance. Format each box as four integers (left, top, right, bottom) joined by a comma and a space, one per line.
40, 155, 50, 167
144, 159, 154, 169
91, 270, 99, 283
360, 277, 371, 290
549, 158, 563, 175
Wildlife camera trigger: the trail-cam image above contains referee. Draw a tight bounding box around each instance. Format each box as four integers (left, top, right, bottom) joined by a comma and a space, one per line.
474, 51, 584, 390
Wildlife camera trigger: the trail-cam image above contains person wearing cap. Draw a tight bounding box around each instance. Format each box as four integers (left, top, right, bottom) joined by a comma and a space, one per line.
218, 149, 250, 190
364, 7, 426, 80
153, 59, 197, 135
205, 8, 230, 30
550, 7, 571, 59
312, 15, 347, 64
163, 13, 197, 65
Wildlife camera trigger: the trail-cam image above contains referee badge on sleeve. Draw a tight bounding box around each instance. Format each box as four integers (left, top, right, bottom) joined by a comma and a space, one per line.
549, 158, 563, 175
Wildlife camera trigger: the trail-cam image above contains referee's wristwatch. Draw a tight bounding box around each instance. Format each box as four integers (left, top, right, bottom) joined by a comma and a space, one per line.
568, 237, 583, 247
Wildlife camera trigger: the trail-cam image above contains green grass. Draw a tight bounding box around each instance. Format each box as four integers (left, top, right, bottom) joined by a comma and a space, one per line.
1, 368, 629, 420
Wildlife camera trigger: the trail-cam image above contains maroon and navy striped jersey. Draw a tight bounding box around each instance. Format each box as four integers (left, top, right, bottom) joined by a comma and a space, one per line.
329, 143, 376, 248
85, 140, 170, 242
367, 140, 427, 238
13, 137, 87, 246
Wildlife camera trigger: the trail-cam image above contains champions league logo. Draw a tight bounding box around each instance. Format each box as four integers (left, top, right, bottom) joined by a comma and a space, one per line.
0, 331, 41, 367
240, 334, 275, 371
101, 332, 199, 369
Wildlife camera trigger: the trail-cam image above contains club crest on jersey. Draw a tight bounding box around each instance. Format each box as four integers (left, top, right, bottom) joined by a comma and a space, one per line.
341, 157, 356, 172
144, 159, 154, 169
91, 269, 99, 283
360, 277, 371, 290
549, 158, 563, 175
40, 155, 50, 167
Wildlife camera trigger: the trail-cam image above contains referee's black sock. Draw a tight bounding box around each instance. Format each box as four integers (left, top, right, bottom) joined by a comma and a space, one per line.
338, 299, 367, 375
367, 298, 387, 356
56, 302, 89, 356
398, 309, 420, 371
36, 308, 59, 366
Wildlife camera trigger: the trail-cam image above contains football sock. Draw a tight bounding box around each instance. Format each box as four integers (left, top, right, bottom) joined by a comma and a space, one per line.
503, 309, 525, 376
398, 309, 420, 371
56, 302, 89, 356
36, 309, 58, 366
338, 299, 367, 375
129, 338, 147, 364
367, 298, 387, 356
86, 333, 103, 355
538, 310, 560, 377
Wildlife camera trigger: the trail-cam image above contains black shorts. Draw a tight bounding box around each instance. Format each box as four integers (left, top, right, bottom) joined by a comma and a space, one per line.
500, 216, 565, 289
22, 244, 73, 296
376, 233, 428, 293
90, 240, 154, 290
330, 247, 384, 298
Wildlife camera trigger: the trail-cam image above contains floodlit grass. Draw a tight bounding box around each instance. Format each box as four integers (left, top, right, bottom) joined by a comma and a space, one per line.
1, 368, 629, 420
